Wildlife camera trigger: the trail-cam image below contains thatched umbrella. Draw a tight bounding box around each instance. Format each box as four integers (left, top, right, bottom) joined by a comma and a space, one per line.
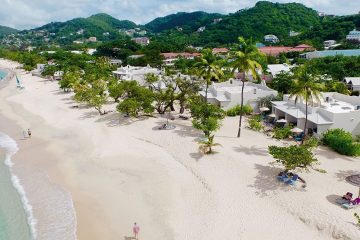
345, 174, 360, 198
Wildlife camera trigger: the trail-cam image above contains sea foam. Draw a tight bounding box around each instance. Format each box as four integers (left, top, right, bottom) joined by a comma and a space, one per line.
0, 132, 37, 239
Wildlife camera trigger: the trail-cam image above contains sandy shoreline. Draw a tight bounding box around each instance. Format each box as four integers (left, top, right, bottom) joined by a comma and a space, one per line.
1, 59, 360, 239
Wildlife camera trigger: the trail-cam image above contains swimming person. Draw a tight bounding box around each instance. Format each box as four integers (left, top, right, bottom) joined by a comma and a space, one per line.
133, 222, 140, 239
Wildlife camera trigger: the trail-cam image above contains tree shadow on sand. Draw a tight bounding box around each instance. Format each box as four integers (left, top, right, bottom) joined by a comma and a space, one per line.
316, 146, 355, 162
233, 145, 268, 156
249, 164, 306, 197
95, 112, 149, 127
335, 170, 360, 182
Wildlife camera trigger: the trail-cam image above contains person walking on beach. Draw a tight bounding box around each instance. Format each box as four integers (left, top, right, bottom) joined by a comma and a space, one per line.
133, 222, 140, 240
27, 129, 32, 138
22, 130, 28, 139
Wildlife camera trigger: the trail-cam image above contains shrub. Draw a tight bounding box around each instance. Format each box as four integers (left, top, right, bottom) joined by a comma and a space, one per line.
354, 213, 360, 225
273, 126, 292, 139
268, 144, 318, 171
226, 104, 253, 116
248, 115, 264, 132
322, 129, 360, 156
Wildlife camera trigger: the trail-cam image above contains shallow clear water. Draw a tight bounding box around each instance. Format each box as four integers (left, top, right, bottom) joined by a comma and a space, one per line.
0, 133, 33, 240
0, 70, 7, 80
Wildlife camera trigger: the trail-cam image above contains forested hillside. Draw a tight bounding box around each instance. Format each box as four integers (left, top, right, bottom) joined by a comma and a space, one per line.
0, 25, 18, 36
145, 11, 223, 33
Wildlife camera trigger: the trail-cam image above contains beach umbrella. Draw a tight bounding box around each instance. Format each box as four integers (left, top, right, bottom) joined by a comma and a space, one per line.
276, 119, 287, 123
268, 113, 276, 118
345, 174, 360, 198
291, 127, 303, 133
259, 107, 270, 112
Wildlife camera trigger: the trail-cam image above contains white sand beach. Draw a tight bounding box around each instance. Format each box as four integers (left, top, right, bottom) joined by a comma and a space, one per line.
1, 59, 360, 239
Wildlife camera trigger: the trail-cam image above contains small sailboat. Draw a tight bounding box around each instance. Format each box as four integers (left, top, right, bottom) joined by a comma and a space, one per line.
16, 75, 24, 89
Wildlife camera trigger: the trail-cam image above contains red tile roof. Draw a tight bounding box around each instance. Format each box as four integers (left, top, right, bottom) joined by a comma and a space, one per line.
212, 48, 229, 54
259, 44, 315, 56
162, 52, 200, 59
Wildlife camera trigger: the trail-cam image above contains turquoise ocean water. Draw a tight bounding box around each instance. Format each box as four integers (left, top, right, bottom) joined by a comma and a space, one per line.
0, 133, 33, 240
0, 70, 7, 80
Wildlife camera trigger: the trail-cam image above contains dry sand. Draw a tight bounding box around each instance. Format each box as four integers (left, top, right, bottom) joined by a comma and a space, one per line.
1, 59, 360, 240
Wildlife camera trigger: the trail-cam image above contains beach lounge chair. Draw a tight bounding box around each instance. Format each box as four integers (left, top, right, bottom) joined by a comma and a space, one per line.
285, 175, 299, 185
341, 202, 360, 209
294, 133, 304, 142
277, 174, 289, 181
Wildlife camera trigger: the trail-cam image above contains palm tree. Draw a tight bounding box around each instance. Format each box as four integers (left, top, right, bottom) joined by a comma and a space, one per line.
231, 37, 263, 137
289, 66, 323, 144
193, 49, 224, 102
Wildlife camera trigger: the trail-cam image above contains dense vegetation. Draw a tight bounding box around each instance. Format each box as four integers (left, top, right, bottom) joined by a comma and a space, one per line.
145, 11, 223, 33
322, 129, 360, 156
28, 13, 138, 43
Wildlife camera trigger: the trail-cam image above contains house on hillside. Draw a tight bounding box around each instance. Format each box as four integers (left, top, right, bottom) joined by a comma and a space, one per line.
201, 79, 278, 111
264, 35, 279, 43
324, 40, 337, 48
162, 52, 201, 66
132, 37, 150, 46
212, 48, 229, 55
346, 29, 360, 42
88, 37, 97, 42
344, 77, 360, 92
259, 44, 315, 56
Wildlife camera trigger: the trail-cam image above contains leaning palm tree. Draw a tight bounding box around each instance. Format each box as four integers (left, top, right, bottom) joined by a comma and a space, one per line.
193, 49, 224, 102
231, 37, 263, 137
289, 66, 323, 144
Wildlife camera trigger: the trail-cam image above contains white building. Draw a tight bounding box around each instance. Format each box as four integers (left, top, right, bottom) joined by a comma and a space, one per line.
289, 30, 300, 37
324, 40, 337, 48
264, 35, 279, 43
54, 71, 64, 81
197, 26, 206, 33
346, 29, 360, 42
112, 65, 160, 85
88, 37, 97, 42
272, 93, 360, 136
344, 77, 360, 91
201, 80, 278, 111
266, 64, 294, 78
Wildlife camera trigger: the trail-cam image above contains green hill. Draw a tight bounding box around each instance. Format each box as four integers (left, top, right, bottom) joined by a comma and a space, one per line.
34, 13, 137, 40
195, 1, 321, 46
0, 25, 18, 36
145, 11, 224, 33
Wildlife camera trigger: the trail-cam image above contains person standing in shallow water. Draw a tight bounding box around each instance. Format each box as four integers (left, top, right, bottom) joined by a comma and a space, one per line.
133, 222, 140, 239
27, 129, 31, 138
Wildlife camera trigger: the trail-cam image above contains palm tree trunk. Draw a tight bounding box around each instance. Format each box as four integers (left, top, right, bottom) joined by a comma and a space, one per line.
205, 80, 209, 103
237, 80, 245, 138
302, 97, 308, 145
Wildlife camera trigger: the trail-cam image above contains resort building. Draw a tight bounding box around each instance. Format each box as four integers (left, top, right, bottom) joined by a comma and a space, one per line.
272, 93, 360, 137
264, 35, 279, 43
344, 77, 360, 91
266, 64, 294, 78
259, 44, 315, 56
112, 65, 160, 85
346, 29, 360, 42
162, 52, 201, 66
300, 49, 360, 59
201, 79, 278, 111
132, 37, 150, 46
324, 40, 337, 48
